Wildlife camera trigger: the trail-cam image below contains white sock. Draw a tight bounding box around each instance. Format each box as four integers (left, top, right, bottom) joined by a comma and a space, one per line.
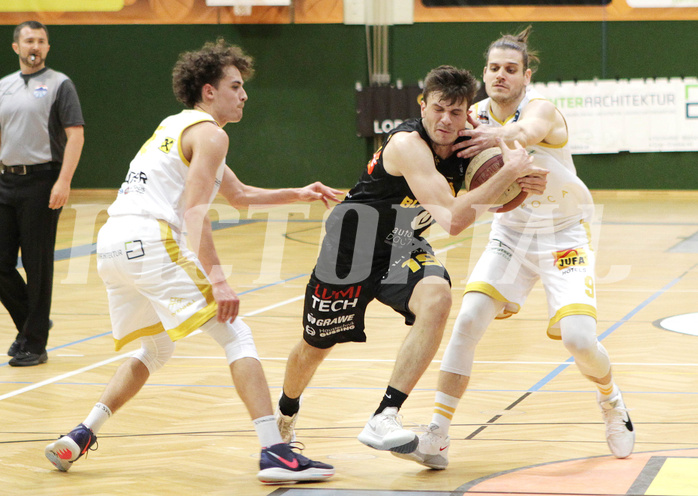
83, 403, 112, 434
253, 415, 283, 448
430, 392, 460, 435
597, 381, 618, 401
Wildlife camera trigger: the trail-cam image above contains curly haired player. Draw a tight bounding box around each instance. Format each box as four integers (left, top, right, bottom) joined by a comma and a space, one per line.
45, 39, 342, 484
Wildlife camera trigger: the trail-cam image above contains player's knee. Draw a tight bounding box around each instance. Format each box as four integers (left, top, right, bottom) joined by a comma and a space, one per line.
133, 332, 175, 374
559, 314, 611, 375
413, 278, 452, 319
560, 315, 597, 354
453, 305, 479, 337
202, 318, 259, 365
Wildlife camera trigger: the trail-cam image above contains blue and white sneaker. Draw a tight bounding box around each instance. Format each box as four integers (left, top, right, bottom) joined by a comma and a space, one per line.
257, 443, 335, 484
45, 424, 98, 472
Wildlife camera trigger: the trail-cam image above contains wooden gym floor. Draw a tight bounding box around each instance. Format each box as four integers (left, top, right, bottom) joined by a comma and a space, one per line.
1, 189, 698, 496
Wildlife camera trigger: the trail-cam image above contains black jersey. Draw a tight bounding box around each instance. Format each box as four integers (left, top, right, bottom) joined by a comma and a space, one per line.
316, 119, 467, 284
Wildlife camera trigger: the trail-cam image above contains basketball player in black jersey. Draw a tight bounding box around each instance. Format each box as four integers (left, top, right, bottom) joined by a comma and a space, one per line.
276, 65, 548, 455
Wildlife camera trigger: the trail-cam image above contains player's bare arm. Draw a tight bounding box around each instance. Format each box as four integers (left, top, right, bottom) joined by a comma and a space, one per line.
455, 99, 560, 159
219, 167, 343, 209
384, 132, 537, 235
182, 122, 240, 323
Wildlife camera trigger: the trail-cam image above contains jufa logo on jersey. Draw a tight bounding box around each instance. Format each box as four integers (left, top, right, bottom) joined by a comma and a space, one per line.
553, 248, 588, 270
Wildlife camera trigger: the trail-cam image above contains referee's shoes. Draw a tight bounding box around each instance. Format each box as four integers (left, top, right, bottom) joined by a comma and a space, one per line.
9, 349, 48, 367
7, 319, 53, 366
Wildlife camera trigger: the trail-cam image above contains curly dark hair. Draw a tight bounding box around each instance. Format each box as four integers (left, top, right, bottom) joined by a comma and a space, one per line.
423, 65, 478, 108
485, 25, 540, 74
172, 39, 254, 108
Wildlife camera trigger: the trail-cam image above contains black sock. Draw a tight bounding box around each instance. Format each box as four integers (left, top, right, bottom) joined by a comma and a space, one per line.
374, 386, 408, 416
278, 391, 301, 417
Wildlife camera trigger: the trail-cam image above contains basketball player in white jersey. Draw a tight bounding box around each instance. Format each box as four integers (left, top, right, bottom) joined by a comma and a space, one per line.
45, 39, 341, 484
395, 27, 635, 469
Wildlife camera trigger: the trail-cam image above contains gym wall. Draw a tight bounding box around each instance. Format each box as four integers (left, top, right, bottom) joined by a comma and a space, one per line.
1, 21, 695, 190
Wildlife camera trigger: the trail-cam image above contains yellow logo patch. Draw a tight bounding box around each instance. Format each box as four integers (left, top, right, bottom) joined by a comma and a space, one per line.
159, 137, 175, 154
553, 248, 588, 270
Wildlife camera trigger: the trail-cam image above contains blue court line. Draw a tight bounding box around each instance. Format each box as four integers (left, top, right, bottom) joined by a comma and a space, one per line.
32, 217, 323, 266
42, 218, 698, 265
528, 263, 698, 392
50, 218, 264, 264
5, 215, 316, 365
0, 272, 309, 368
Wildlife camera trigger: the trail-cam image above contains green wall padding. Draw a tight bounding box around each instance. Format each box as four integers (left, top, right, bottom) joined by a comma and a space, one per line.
1, 21, 695, 190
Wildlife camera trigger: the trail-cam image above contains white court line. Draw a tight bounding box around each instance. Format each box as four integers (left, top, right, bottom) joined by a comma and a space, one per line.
167, 356, 698, 367
0, 295, 306, 402
242, 295, 305, 316
188, 294, 304, 337
0, 352, 133, 401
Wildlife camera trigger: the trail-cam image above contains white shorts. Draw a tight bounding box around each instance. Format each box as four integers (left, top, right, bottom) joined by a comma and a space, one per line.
96, 215, 217, 350
465, 220, 597, 339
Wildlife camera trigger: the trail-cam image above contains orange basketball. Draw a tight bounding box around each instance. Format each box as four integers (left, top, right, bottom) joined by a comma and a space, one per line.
464, 147, 527, 213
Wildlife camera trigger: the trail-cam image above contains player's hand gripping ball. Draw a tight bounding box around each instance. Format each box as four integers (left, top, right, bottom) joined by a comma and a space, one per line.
464, 147, 528, 212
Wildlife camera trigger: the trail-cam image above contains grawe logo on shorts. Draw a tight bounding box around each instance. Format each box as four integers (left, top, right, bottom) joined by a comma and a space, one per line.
553, 248, 588, 270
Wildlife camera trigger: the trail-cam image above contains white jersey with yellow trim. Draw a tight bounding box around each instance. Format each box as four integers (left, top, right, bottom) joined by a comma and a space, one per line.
472, 87, 594, 233
108, 109, 225, 230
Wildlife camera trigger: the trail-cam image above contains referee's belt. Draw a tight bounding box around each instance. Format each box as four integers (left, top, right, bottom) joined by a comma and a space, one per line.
0, 162, 61, 175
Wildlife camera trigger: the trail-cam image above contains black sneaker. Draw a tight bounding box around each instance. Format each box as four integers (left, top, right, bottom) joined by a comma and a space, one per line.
257, 442, 334, 484
7, 340, 21, 357
9, 350, 48, 367
45, 424, 98, 472
7, 319, 52, 357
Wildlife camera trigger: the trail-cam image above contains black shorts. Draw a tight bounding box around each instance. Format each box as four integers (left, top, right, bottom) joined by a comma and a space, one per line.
302, 248, 451, 349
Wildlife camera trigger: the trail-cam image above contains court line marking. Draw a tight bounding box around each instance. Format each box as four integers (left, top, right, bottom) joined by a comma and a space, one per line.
0, 354, 131, 401
0, 235, 467, 395
1, 222, 468, 394
3, 236, 695, 407
463, 262, 698, 442
529, 262, 698, 392
0, 295, 305, 401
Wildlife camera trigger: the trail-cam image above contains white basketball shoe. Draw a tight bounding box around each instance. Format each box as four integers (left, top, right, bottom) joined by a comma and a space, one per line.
598, 390, 635, 458
358, 407, 418, 453
392, 423, 450, 469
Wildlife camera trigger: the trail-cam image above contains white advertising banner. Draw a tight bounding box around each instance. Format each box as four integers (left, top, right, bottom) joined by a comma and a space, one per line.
531, 78, 698, 154
626, 0, 698, 6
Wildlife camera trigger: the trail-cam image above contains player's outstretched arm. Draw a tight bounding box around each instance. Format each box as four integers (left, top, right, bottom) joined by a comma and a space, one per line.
454, 100, 558, 158
219, 167, 343, 208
